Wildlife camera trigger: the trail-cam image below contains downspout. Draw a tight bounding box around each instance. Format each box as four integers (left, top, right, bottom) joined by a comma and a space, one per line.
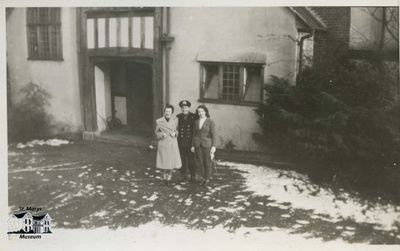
161, 8, 167, 108
297, 30, 314, 83
166, 7, 171, 105
161, 7, 172, 107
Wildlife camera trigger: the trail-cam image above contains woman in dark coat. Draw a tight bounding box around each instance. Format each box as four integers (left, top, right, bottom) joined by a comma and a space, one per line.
191, 105, 217, 186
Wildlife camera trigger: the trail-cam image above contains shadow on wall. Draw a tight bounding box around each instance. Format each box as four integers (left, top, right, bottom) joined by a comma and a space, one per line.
7, 82, 82, 143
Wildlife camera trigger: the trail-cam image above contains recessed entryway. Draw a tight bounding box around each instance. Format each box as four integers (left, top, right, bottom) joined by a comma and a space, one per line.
94, 59, 153, 137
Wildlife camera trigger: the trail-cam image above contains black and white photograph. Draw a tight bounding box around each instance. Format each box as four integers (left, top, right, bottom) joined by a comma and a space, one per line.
1, 1, 400, 250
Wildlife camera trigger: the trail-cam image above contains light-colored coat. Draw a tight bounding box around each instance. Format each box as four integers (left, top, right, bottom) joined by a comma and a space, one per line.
155, 116, 182, 170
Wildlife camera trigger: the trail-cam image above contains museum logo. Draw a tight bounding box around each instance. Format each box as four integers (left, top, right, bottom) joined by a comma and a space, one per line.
8, 208, 52, 239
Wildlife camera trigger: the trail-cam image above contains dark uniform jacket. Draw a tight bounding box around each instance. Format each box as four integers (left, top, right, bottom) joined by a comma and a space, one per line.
177, 112, 197, 147
192, 118, 217, 148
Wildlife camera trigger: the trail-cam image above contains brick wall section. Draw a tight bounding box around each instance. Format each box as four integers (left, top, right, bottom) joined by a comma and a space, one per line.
312, 7, 351, 70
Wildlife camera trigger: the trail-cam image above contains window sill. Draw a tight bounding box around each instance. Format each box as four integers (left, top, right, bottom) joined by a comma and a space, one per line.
27, 57, 64, 62
198, 98, 260, 107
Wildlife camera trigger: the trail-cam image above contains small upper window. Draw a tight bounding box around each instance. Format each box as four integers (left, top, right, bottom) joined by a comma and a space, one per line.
27, 8, 63, 60
200, 62, 263, 105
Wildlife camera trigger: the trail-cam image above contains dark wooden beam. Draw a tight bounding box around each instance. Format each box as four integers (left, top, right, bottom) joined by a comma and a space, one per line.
140, 16, 145, 49
116, 17, 121, 47
105, 18, 109, 48
85, 8, 155, 18
128, 17, 132, 48
77, 8, 89, 131
94, 18, 98, 49
87, 47, 154, 58
77, 8, 98, 132
90, 57, 152, 66
153, 7, 163, 123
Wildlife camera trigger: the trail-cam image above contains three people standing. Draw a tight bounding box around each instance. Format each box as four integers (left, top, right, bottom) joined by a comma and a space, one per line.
155, 102, 216, 186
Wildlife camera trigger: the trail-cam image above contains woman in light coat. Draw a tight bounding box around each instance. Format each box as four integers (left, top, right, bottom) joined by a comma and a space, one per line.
155, 104, 182, 186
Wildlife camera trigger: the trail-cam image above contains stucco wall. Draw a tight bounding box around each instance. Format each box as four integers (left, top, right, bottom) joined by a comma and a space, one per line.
169, 7, 298, 151
7, 8, 82, 133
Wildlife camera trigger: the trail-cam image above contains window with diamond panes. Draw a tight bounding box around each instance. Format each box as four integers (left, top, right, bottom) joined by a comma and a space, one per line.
27, 8, 62, 60
201, 63, 263, 105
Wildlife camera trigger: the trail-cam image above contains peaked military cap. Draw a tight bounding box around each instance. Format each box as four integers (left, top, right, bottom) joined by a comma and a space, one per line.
179, 100, 191, 107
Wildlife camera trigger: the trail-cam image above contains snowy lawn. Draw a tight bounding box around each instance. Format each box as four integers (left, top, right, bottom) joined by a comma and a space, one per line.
16, 138, 71, 148
218, 161, 400, 232
7, 141, 400, 250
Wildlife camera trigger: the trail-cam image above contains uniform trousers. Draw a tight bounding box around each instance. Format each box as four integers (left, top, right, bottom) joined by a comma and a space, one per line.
179, 146, 196, 179
195, 146, 212, 180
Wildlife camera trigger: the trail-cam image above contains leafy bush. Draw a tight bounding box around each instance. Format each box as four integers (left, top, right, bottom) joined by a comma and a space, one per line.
255, 58, 400, 197
8, 82, 53, 142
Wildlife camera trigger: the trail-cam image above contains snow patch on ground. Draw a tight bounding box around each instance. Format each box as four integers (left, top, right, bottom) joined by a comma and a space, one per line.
184, 198, 193, 206
93, 211, 107, 217
174, 185, 186, 190
16, 139, 71, 148
8, 151, 23, 156
218, 161, 400, 231
209, 206, 243, 213
147, 193, 159, 201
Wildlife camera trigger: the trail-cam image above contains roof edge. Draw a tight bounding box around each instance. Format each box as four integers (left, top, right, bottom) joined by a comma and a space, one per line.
288, 7, 327, 31
305, 7, 328, 29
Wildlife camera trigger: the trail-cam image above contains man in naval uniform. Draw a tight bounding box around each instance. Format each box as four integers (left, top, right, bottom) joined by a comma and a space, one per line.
176, 100, 198, 183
